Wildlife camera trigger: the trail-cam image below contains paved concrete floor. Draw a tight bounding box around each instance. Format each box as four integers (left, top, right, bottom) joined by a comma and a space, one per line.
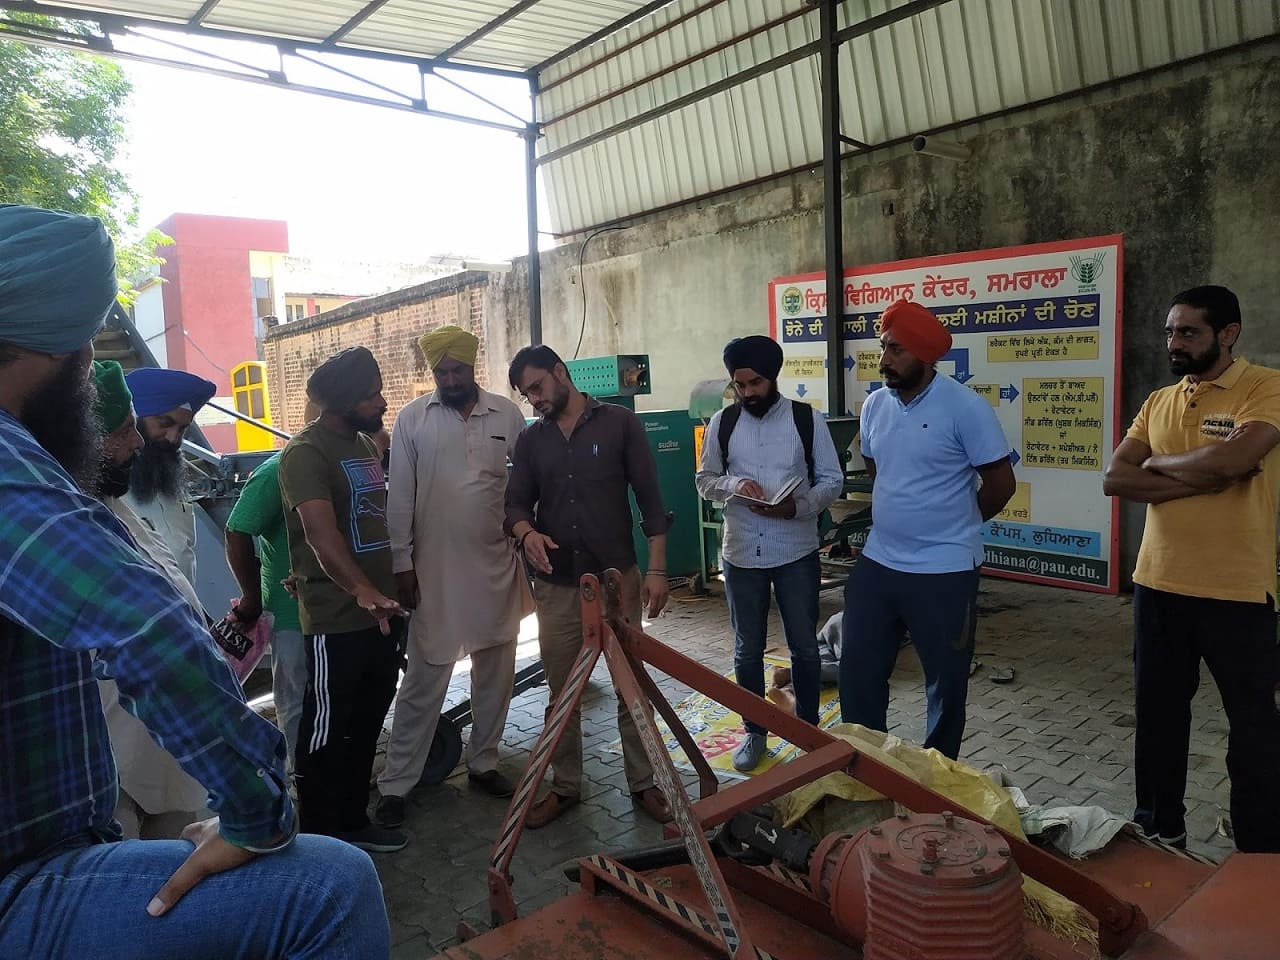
371, 576, 1235, 958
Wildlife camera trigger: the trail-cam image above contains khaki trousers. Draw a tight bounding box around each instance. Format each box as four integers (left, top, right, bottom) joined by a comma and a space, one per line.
534, 565, 655, 798
378, 640, 517, 797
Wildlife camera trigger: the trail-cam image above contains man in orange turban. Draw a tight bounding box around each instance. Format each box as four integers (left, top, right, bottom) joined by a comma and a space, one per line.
839, 299, 1015, 760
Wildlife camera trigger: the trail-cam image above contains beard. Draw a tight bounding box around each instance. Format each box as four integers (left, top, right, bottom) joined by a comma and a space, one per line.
741, 383, 781, 418
24, 354, 102, 492
882, 361, 927, 392
129, 439, 185, 503
343, 409, 385, 434
1169, 339, 1221, 376
440, 382, 479, 410
535, 380, 572, 419
96, 454, 137, 499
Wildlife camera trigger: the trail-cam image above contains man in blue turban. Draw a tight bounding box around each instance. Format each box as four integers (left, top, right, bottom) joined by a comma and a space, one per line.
122, 366, 217, 583
0, 206, 390, 958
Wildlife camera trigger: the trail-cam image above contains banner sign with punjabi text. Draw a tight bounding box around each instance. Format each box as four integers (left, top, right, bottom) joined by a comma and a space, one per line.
768, 235, 1123, 594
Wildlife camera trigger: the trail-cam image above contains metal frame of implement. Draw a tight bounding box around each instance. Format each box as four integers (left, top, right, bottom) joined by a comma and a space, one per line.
485, 568, 1149, 958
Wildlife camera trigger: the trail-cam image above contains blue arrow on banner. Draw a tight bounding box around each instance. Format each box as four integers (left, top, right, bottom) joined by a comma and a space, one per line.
1000, 383, 1020, 402
866, 381, 882, 395
843, 355, 856, 371
1009, 448, 1021, 468
942, 348, 972, 384
796, 383, 808, 397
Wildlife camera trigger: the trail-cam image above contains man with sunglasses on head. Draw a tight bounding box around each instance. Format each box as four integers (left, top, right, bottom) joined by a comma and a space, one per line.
504, 345, 673, 830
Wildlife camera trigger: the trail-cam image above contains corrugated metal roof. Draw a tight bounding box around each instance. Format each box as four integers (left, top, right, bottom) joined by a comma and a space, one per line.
536, 0, 1280, 234
11, 0, 1278, 234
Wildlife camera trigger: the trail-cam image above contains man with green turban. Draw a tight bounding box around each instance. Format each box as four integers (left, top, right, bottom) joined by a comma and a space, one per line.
91, 359, 209, 839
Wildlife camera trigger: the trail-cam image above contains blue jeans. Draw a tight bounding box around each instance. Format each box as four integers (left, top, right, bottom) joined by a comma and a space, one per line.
839, 556, 978, 759
0, 833, 389, 959
723, 552, 821, 735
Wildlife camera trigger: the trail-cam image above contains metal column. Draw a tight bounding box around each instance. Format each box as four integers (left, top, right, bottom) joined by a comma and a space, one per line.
818, 0, 845, 415
525, 76, 543, 345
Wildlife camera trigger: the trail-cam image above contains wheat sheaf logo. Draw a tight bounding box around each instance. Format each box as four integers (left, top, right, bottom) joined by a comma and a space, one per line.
1069, 252, 1106, 290
781, 286, 803, 316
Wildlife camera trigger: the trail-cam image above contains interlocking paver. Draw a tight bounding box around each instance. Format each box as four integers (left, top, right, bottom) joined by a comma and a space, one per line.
366, 576, 1236, 952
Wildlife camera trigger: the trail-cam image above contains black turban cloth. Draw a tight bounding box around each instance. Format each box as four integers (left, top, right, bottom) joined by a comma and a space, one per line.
306, 346, 382, 413
722, 335, 783, 381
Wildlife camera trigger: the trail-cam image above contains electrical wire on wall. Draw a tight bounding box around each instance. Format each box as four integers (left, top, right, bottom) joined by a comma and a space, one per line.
572, 225, 626, 360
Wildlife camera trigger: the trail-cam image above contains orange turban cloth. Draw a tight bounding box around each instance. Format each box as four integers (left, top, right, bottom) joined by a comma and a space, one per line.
880, 300, 952, 364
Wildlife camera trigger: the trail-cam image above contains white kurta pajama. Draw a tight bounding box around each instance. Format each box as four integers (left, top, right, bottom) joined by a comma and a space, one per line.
100, 496, 208, 836
378, 388, 533, 796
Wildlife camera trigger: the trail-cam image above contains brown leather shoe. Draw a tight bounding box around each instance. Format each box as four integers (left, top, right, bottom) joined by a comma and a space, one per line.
632, 786, 673, 824
525, 791, 579, 829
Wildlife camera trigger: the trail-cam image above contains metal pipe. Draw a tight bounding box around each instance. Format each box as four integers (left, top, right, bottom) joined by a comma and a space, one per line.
819, 0, 845, 417
526, 74, 543, 346
912, 134, 971, 161
204, 400, 294, 441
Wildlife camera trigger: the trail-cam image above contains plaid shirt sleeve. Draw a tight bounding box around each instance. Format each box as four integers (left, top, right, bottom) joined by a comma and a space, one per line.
0, 416, 293, 849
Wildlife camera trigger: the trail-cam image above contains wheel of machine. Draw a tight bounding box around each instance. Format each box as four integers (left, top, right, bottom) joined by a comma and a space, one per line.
417, 714, 463, 786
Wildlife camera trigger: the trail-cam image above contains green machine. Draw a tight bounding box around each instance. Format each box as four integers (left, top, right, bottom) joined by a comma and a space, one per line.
564, 355, 704, 583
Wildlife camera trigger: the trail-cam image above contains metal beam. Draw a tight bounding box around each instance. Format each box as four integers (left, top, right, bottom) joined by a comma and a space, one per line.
324, 0, 393, 45
435, 0, 543, 62
536, 0, 950, 167
525, 77, 543, 345
188, 0, 221, 26
818, 0, 844, 416
533, 0, 676, 75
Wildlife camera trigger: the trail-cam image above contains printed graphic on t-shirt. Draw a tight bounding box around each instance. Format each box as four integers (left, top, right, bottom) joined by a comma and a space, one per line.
1201, 414, 1235, 439
342, 457, 389, 552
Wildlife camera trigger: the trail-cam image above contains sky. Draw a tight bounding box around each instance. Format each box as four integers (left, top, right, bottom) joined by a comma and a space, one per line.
118, 41, 550, 262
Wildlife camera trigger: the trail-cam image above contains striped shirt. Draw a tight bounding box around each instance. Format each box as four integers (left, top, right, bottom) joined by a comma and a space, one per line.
696, 397, 844, 568
0, 408, 292, 875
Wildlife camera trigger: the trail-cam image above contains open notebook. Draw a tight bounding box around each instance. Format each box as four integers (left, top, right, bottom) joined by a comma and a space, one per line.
727, 474, 803, 507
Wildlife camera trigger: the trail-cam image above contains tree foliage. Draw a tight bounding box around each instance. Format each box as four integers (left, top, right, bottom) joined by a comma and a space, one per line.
0, 20, 170, 304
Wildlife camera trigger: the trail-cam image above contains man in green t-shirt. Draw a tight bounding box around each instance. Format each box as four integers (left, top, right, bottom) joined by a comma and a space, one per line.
278, 346, 407, 853
225, 449, 306, 778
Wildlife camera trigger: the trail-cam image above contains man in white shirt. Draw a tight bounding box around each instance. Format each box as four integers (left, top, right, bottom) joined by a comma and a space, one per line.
374, 326, 532, 828
696, 335, 844, 771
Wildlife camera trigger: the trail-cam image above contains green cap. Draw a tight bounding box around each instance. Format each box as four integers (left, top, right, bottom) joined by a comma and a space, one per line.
93, 359, 134, 432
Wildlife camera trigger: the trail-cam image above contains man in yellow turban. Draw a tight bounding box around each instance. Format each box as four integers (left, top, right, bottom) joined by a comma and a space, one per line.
374, 324, 533, 827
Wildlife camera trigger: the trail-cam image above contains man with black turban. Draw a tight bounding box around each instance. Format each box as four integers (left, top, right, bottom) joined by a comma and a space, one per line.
0, 206, 389, 955
696, 335, 844, 771
278, 345, 410, 852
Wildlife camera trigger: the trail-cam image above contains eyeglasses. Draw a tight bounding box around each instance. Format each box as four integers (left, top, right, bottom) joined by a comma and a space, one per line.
518, 371, 554, 404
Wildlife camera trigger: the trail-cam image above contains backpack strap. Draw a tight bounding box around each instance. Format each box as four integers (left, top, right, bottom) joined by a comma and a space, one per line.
717, 403, 743, 472
791, 400, 816, 486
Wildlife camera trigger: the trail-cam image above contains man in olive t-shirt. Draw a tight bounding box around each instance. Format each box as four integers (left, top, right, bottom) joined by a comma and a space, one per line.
278, 346, 407, 853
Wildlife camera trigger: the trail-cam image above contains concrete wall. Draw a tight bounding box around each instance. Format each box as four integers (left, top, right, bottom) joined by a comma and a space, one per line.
485, 48, 1280, 581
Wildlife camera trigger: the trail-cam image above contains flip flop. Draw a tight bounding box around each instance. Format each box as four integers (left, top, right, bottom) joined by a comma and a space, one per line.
990, 666, 1015, 684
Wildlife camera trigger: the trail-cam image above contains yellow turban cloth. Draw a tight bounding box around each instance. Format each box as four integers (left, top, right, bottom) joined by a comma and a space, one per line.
418, 325, 478, 369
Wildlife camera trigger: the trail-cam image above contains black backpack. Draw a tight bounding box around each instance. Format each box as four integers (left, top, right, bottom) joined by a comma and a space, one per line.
717, 400, 816, 486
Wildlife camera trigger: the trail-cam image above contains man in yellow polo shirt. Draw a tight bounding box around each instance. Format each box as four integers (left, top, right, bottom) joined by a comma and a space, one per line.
1104, 285, 1280, 853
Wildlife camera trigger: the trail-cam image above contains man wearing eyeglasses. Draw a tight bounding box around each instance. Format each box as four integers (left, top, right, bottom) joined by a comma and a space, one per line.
504, 345, 673, 830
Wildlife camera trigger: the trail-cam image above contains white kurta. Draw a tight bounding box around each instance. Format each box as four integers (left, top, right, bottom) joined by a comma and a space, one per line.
387, 389, 533, 665
121, 489, 197, 584
100, 497, 208, 815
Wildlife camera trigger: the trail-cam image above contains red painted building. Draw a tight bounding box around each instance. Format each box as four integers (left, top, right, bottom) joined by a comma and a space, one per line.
145, 214, 289, 450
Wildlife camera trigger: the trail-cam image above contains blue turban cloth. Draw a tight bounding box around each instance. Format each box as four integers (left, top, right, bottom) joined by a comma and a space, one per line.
0, 205, 117, 353
126, 367, 217, 418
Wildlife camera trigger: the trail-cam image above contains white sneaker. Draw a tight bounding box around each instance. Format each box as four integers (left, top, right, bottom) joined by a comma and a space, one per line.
732, 733, 768, 772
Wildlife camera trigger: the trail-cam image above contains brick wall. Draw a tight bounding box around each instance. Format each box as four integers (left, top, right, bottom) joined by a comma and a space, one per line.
263, 271, 493, 435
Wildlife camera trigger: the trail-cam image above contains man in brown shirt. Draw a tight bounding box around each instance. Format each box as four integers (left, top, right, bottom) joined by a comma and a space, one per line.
504, 345, 673, 828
